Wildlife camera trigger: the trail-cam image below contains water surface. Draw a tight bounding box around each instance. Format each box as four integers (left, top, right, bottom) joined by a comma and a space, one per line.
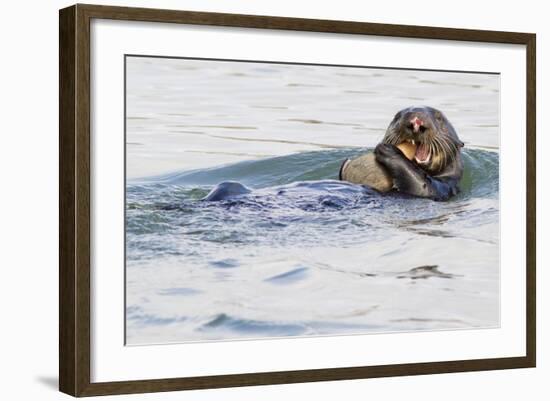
125, 57, 499, 345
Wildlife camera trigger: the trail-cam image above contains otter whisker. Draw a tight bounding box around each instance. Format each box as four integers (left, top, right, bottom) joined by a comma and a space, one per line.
430, 139, 443, 171
430, 142, 436, 163
384, 127, 402, 146
440, 136, 459, 166
433, 136, 454, 168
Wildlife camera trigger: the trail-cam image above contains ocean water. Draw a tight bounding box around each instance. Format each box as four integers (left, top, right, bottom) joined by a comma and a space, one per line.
125, 57, 499, 345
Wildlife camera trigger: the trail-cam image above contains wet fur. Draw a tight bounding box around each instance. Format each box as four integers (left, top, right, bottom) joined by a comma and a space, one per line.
374, 106, 464, 201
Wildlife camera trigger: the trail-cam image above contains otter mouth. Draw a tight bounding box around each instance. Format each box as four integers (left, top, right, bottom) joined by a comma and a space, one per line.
414, 143, 431, 164
399, 139, 431, 165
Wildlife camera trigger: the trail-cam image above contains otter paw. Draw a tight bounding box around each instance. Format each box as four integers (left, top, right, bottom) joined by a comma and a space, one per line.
374, 143, 401, 162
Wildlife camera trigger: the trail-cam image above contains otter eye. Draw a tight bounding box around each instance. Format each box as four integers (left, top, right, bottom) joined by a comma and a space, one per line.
435, 112, 443, 121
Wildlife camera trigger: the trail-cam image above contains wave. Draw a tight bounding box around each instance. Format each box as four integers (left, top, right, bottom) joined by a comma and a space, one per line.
126, 148, 500, 342
136, 148, 354, 188
132, 148, 499, 199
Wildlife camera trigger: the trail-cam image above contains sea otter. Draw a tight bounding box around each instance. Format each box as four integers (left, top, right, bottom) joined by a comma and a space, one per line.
340, 106, 464, 201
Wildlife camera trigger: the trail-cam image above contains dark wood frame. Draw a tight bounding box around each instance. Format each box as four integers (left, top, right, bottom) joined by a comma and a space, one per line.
59, 3, 536, 397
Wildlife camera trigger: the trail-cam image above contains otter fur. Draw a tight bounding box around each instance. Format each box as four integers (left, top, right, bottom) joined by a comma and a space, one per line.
340, 106, 464, 201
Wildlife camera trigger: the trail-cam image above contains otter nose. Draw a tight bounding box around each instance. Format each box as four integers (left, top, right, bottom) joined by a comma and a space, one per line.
409, 116, 424, 133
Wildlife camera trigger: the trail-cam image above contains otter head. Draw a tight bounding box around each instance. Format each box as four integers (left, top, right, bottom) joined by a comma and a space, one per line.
382, 106, 464, 174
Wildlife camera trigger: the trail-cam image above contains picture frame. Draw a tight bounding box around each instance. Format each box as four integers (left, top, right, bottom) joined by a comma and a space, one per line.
59, 3, 536, 397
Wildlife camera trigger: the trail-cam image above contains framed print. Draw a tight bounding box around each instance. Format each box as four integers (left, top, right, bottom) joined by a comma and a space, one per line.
59, 4, 536, 397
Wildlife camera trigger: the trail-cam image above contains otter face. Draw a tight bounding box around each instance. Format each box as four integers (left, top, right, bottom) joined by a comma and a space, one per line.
382, 106, 464, 173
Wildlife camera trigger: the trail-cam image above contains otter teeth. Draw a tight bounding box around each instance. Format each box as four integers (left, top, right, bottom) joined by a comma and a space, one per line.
408, 139, 416, 145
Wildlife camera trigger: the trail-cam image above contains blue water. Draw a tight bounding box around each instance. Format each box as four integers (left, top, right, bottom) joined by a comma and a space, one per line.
125, 148, 499, 344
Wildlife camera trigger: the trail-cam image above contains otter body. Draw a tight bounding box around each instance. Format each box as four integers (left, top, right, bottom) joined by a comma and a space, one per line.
203, 181, 251, 201
340, 106, 464, 201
